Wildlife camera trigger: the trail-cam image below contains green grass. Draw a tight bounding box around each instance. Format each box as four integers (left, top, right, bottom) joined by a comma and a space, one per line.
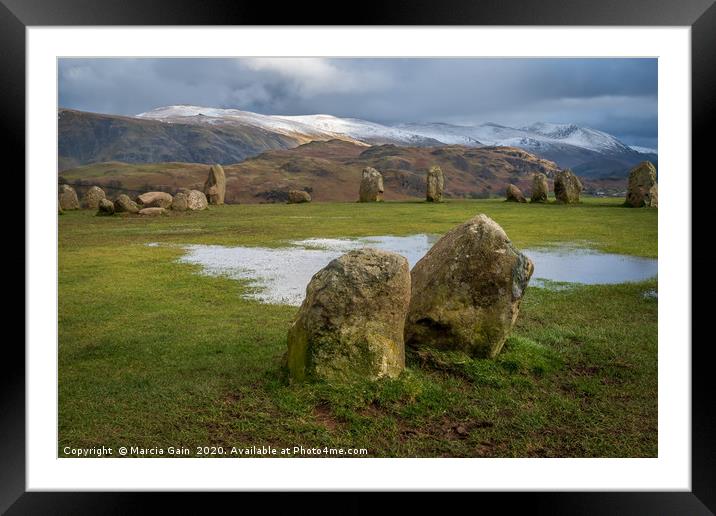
58, 198, 657, 457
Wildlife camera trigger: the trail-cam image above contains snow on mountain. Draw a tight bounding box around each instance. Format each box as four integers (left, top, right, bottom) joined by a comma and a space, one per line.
277, 114, 441, 146
137, 105, 344, 141
137, 105, 646, 173
137, 105, 439, 147
400, 120, 636, 155
629, 145, 658, 155
390, 122, 483, 146
521, 122, 633, 153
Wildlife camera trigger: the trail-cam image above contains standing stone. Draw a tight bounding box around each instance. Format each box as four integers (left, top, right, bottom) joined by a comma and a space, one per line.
530, 173, 549, 203
114, 194, 140, 214
625, 161, 658, 208
58, 184, 80, 211
288, 190, 312, 204
405, 214, 534, 358
358, 167, 384, 202
136, 191, 173, 209
204, 164, 226, 205
287, 248, 411, 382
81, 186, 106, 209
554, 169, 582, 204
505, 184, 527, 203
96, 198, 115, 216
426, 166, 445, 202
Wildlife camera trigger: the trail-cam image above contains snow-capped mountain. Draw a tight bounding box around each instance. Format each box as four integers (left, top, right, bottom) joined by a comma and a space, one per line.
60, 105, 655, 178
396, 120, 653, 177
521, 122, 634, 153
398, 121, 634, 154
137, 105, 441, 147
137, 105, 640, 157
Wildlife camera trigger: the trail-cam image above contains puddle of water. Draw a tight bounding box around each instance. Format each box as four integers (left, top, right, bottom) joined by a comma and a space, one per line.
171, 234, 657, 306
526, 247, 658, 287
295, 235, 440, 268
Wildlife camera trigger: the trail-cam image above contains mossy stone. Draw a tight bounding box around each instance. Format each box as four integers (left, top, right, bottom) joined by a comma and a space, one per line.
405, 214, 534, 358
287, 248, 410, 382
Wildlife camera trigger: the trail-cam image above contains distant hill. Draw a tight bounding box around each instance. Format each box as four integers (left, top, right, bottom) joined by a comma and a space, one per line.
59, 139, 627, 203
58, 109, 302, 171
59, 106, 656, 179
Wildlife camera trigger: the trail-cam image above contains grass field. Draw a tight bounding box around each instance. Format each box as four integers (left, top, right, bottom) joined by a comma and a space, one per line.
58, 198, 658, 457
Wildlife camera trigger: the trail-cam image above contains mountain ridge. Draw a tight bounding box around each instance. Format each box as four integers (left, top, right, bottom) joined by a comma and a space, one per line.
59, 105, 657, 178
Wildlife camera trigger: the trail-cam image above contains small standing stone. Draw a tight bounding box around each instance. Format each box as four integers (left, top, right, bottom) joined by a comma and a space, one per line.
530, 173, 549, 203
288, 190, 312, 204
505, 184, 527, 203
204, 164, 226, 205
625, 161, 658, 208
58, 184, 80, 211
554, 169, 582, 204
426, 166, 444, 202
96, 198, 115, 216
171, 192, 189, 211
82, 186, 106, 209
114, 194, 140, 214
358, 167, 384, 202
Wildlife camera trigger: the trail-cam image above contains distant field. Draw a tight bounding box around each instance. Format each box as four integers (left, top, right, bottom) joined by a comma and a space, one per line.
58, 199, 657, 457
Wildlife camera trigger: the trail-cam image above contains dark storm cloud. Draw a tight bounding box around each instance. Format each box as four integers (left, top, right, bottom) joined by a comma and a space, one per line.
58, 57, 657, 148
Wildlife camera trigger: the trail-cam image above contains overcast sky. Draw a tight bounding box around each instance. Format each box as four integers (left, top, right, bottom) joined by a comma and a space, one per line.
58, 58, 657, 148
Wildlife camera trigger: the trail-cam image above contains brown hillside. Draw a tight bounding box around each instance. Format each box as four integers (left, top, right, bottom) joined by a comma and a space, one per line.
59, 140, 621, 203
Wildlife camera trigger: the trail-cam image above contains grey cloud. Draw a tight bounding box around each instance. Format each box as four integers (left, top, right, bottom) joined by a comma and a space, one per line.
58, 57, 657, 147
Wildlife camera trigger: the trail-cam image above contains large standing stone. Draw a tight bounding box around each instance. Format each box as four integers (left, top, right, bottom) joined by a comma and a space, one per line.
81, 186, 106, 209
287, 248, 411, 382
58, 184, 80, 211
114, 194, 140, 214
405, 214, 534, 358
358, 167, 384, 202
625, 161, 658, 208
505, 184, 527, 203
96, 198, 115, 216
136, 191, 173, 209
554, 169, 582, 204
426, 166, 444, 202
530, 173, 549, 203
204, 164, 226, 205
288, 190, 312, 204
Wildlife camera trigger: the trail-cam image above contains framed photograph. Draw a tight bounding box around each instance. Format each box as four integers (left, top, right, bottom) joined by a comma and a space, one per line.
7, 0, 712, 511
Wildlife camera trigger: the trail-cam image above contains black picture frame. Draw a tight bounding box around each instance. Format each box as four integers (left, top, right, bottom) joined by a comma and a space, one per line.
5, 0, 712, 512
